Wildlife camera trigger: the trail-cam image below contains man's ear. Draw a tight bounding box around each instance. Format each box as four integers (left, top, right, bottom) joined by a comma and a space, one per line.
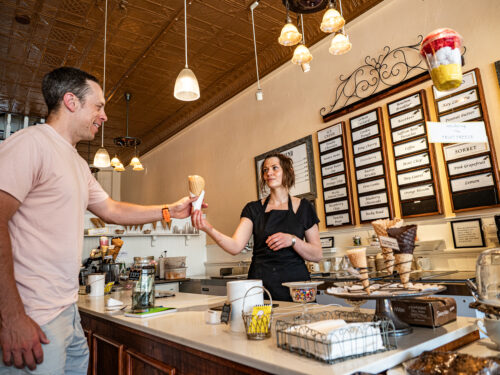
62, 92, 78, 112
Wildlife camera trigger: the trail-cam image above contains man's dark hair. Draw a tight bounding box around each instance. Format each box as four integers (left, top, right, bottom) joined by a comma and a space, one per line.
42, 67, 99, 114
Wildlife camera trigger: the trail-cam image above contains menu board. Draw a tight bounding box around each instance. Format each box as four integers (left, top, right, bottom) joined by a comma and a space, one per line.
386, 90, 442, 217
255, 136, 317, 200
317, 122, 354, 227
348, 108, 394, 223
432, 69, 500, 212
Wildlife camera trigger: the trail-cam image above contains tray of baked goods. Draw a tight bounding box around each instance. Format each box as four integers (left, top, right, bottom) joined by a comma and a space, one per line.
326, 282, 446, 300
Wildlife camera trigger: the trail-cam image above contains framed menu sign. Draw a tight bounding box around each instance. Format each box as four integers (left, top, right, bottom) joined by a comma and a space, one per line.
386, 90, 442, 218
317, 122, 354, 227
432, 68, 500, 212
255, 135, 317, 200
450, 219, 485, 248
348, 108, 394, 223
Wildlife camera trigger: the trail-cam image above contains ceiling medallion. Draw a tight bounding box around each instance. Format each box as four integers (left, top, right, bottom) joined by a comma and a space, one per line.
281, 0, 329, 14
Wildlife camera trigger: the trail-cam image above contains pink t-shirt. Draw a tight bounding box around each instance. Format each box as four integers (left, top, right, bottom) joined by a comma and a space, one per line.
0, 124, 108, 325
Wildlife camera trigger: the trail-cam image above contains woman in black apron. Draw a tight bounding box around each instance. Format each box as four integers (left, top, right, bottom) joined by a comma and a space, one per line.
191, 153, 322, 301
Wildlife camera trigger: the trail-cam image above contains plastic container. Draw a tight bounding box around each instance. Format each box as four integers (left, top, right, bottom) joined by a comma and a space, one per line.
164, 256, 186, 269
420, 28, 463, 91
282, 281, 324, 303
164, 267, 187, 280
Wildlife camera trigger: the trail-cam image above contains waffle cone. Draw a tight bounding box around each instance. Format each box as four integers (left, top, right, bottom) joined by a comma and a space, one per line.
387, 225, 417, 254
372, 219, 403, 274
188, 175, 205, 196
347, 248, 370, 294
395, 253, 413, 287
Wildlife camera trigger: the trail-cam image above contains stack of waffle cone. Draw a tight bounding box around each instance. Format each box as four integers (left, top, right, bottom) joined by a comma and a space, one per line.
387, 225, 417, 288
371, 218, 403, 274
188, 175, 205, 196
346, 248, 370, 294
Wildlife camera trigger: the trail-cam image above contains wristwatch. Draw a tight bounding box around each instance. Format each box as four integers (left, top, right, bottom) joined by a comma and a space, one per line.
291, 236, 296, 247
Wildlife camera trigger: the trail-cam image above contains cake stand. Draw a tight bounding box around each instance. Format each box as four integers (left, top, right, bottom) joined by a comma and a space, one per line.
327, 285, 446, 336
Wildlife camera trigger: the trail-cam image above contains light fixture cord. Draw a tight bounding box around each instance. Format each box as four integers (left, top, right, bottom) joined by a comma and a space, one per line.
250, 5, 261, 90
339, 0, 345, 33
300, 14, 306, 44
184, 0, 188, 68
100, 0, 108, 148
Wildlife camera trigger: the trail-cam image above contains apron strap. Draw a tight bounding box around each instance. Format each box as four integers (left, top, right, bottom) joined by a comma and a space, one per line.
287, 194, 293, 213
262, 195, 271, 211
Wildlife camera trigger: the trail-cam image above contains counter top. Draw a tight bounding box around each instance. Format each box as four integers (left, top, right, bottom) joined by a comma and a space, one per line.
78, 291, 478, 375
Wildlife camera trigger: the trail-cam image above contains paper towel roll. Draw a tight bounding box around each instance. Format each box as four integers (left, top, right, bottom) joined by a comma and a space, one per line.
88, 273, 105, 297
227, 279, 263, 333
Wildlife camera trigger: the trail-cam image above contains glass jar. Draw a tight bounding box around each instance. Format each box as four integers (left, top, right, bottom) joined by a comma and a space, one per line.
130, 257, 156, 312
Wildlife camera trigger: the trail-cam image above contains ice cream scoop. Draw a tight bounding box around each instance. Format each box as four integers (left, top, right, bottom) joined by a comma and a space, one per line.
188, 175, 205, 211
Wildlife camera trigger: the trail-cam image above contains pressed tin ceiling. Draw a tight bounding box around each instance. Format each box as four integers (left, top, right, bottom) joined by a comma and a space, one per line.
0, 0, 383, 162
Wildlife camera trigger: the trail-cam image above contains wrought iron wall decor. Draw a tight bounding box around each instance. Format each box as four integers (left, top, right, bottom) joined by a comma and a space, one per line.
320, 36, 427, 117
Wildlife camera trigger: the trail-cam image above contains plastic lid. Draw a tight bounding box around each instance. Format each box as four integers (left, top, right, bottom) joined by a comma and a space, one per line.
420, 28, 463, 56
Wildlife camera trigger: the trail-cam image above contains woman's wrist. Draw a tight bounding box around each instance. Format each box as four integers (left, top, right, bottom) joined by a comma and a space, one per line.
290, 235, 296, 247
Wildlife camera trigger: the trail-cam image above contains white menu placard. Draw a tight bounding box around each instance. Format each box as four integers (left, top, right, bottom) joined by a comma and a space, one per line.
396, 152, 430, 171
392, 123, 426, 143
360, 206, 390, 221
439, 105, 482, 123
326, 213, 350, 226
323, 174, 346, 189
324, 187, 348, 201
448, 155, 491, 176
390, 108, 423, 129
355, 151, 383, 168
318, 123, 342, 142
451, 173, 494, 193
433, 70, 477, 100
437, 89, 479, 114
359, 192, 388, 207
394, 137, 428, 157
321, 161, 344, 177
358, 178, 386, 194
357, 165, 384, 180
350, 111, 378, 129
443, 142, 490, 161
352, 124, 379, 142
321, 149, 343, 165
388, 93, 421, 115
353, 138, 381, 155
427, 121, 487, 143
400, 184, 434, 201
325, 200, 349, 213
397, 168, 432, 186
451, 220, 484, 247
320, 137, 343, 153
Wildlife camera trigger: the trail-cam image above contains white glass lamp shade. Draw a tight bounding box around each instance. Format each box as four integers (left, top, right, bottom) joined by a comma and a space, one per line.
174, 68, 200, 101
110, 155, 120, 167
133, 163, 144, 171
278, 23, 302, 46
114, 163, 125, 172
93, 147, 111, 168
292, 44, 313, 65
320, 8, 345, 33
329, 33, 352, 55
130, 156, 140, 166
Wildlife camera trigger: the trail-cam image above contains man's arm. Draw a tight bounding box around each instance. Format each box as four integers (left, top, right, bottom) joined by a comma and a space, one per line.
87, 196, 200, 225
0, 190, 49, 370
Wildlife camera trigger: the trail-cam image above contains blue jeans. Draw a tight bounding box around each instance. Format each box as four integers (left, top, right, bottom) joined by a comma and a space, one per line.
0, 304, 89, 375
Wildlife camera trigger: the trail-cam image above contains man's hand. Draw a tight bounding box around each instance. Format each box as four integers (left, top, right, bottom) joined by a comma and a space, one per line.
0, 314, 49, 370
168, 196, 207, 219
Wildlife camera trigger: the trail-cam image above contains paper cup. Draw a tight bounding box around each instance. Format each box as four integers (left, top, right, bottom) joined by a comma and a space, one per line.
227, 280, 263, 333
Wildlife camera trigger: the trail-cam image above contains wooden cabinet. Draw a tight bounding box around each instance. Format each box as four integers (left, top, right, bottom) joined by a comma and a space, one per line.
80, 311, 270, 375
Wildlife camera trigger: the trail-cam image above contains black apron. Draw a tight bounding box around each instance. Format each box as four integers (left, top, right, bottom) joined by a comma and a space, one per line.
247, 195, 310, 301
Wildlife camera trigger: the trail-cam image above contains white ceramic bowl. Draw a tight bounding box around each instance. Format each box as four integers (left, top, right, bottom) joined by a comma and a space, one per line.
282, 281, 324, 303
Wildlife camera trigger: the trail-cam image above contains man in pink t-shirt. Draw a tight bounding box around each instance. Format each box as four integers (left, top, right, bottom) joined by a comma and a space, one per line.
0, 67, 201, 374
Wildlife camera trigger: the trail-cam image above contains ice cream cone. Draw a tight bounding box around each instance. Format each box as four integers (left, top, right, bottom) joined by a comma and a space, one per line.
371, 218, 403, 274
188, 175, 205, 196
346, 248, 370, 294
152, 221, 157, 230
161, 219, 167, 230
395, 253, 413, 287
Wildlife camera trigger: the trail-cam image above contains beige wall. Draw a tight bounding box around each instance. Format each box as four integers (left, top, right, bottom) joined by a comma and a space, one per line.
122, 0, 500, 239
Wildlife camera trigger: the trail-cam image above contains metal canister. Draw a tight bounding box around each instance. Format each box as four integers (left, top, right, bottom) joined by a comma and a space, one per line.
353, 235, 361, 246
130, 257, 155, 312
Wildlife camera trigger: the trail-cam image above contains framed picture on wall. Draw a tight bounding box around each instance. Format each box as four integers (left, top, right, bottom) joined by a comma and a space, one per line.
450, 219, 486, 248
254, 135, 317, 200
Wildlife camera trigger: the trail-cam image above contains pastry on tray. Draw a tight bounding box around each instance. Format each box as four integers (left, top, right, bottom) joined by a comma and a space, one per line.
405, 351, 500, 375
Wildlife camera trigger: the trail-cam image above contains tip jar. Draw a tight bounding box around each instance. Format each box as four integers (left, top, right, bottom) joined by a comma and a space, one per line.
130, 257, 156, 311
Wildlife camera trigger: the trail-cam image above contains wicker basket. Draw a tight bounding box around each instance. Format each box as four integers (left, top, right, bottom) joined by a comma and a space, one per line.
242, 286, 273, 340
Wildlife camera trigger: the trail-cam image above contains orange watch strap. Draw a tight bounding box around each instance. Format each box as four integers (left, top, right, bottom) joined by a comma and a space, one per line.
162, 205, 171, 223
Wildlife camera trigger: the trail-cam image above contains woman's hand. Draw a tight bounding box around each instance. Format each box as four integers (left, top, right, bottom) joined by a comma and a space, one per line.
266, 232, 294, 251
191, 209, 212, 232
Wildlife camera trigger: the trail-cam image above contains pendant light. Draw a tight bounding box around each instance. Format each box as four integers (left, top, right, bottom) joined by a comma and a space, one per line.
110, 155, 120, 167
320, 0, 345, 33
291, 15, 312, 72
278, 1, 302, 47
328, 0, 352, 55
93, 0, 110, 168
174, 0, 200, 101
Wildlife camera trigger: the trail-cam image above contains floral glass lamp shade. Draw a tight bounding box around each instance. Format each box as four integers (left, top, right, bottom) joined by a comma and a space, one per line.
130, 156, 141, 166
133, 163, 144, 171
93, 147, 110, 168
329, 32, 352, 55
320, 7, 345, 33
292, 44, 313, 65
278, 22, 302, 46
174, 68, 200, 101
114, 162, 125, 172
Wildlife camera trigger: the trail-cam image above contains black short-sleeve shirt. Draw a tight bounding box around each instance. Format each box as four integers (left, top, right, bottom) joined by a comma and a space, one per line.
241, 198, 320, 231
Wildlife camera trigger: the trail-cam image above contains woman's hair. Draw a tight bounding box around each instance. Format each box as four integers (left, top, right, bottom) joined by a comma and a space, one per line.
259, 152, 295, 193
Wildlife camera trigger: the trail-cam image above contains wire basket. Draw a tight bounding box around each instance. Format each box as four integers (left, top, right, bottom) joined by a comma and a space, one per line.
275, 310, 397, 364
242, 286, 273, 340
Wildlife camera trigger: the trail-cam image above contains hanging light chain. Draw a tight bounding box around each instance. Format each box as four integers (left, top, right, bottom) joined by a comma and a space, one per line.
300, 14, 305, 44
100, 0, 108, 149
184, 0, 188, 69
250, 4, 261, 90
